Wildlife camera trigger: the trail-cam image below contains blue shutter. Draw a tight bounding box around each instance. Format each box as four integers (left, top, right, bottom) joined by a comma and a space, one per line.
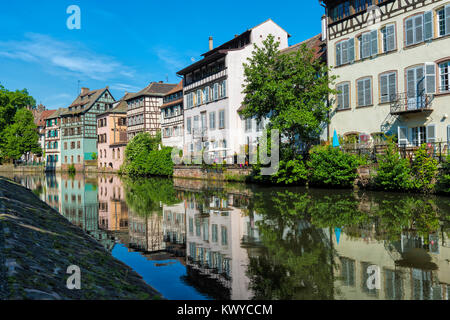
348, 38, 355, 62
424, 11, 433, 40
446, 5, 450, 35
370, 30, 378, 56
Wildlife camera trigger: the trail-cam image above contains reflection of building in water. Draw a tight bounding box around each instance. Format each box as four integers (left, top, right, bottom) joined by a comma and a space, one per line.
44, 174, 61, 213
128, 210, 165, 253
184, 191, 261, 300
98, 175, 128, 232
333, 228, 450, 300
163, 202, 186, 258
59, 174, 115, 251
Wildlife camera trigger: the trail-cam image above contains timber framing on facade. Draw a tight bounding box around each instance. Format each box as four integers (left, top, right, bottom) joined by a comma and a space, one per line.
321, 0, 443, 40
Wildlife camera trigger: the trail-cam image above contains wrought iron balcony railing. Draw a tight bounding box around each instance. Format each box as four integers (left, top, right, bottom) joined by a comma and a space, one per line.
390, 93, 433, 115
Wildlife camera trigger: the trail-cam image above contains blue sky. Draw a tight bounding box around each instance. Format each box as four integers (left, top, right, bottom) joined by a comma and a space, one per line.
0, 0, 324, 110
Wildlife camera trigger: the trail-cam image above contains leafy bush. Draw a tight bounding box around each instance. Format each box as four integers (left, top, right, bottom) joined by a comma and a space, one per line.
437, 155, 450, 194
411, 144, 438, 193
271, 156, 308, 185
307, 145, 362, 188
375, 140, 413, 191
121, 132, 173, 177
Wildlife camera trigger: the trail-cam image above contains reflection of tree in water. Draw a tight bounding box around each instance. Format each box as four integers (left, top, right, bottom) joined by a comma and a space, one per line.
246, 188, 450, 300
247, 190, 336, 300
123, 177, 179, 217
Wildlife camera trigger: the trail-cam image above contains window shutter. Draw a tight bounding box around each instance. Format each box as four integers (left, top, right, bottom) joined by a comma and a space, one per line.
342, 40, 348, 64
415, 15, 424, 43
357, 80, 364, 106
446, 5, 450, 35
405, 18, 414, 46
348, 38, 355, 62
362, 33, 371, 58
343, 84, 349, 108
424, 11, 433, 40
387, 24, 396, 51
365, 78, 372, 105
447, 125, 450, 144
337, 85, 343, 109
426, 124, 436, 143
336, 43, 341, 66
398, 127, 408, 146
388, 73, 396, 102
370, 30, 378, 56
380, 75, 388, 103
425, 63, 436, 94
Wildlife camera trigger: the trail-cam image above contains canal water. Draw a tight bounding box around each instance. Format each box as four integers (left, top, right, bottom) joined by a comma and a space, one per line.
5, 172, 450, 300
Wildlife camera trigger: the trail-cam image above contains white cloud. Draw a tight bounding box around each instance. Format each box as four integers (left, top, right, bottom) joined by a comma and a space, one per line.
0, 33, 135, 81
110, 83, 141, 92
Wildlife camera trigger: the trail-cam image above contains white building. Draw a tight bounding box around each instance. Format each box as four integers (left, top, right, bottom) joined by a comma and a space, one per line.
177, 19, 290, 163
161, 81, 184, 149
321, 0, 450, 151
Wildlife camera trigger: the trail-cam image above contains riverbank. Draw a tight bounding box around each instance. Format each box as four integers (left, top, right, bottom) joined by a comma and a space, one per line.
0, 176, 162, 300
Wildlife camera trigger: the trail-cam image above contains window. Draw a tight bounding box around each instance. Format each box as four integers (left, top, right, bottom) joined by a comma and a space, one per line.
213, 83, 219, 100
381, 24, 396, 52
196, 90, 202, 106
437, 7, 450, 37
209, 112, 216, 130
204, 86, 209, 103
359, 30, 377, 59
219, 110, 225, 129
187, 117, 192, 134
64, 142, 67, 150
77, 141, 80, 149
245, 118, 252, 132
405, 14, 426, 46
221, 226, 228, 246
337, 83, 350, 110
193, 116, 199, 131
439, 61, 449, 92
71, 142, 75, 149
336, 39, 354, 66
77, 155, 80, 163
256, 119, 264, 131
212, 224, 218, 242
411, 126, 427, 146
357, 77, 372, 107
220, 80, 226, 98
380, 72, 396, 103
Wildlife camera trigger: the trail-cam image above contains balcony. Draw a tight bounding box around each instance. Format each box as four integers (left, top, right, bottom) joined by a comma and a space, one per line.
184, 68, 227, 92
390, 93, 433, 115
161, 114, 183, 126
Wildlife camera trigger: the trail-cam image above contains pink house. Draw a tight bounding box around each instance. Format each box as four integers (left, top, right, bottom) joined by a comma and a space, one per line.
97, 98, 128, 171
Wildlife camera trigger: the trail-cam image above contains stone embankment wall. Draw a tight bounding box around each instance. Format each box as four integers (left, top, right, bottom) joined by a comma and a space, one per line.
174, 165, 252, 181
0, 176, 161, 300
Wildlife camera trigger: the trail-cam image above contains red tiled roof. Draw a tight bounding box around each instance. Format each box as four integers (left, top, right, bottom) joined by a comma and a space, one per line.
281, 34, 326, 62
35, 110, 56, 127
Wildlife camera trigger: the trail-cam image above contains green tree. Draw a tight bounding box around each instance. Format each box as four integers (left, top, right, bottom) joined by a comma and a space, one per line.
411, 144, 438, 193
3, 108, 41, 161
437, 155, 450, 194
239, 34, 336, 146
307, 145, 362, 188
0, 85, 37, 161
375, 139, 413, 191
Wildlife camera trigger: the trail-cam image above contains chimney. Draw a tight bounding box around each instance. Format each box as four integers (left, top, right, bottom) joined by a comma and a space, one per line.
321, 15, 327, 42
209, 36, 213, 51
81, 87, 90, 95
159, 81, 163, 83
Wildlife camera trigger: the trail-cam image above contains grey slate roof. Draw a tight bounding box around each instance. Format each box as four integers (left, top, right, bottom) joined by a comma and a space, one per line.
125, 82, 177, 100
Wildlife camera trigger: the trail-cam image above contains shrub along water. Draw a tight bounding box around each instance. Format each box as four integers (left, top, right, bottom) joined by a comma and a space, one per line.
307, 145, 363, 188
437, 155, 450, 194
120, 132, 174, 177
411, 144, 439, 193
375, 140, 413, 192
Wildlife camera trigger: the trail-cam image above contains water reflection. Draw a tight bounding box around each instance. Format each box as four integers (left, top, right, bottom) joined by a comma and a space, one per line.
7, 172, 450, 300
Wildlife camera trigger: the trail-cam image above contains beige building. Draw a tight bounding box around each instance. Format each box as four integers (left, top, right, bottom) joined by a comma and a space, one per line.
321, 0, 450, 150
